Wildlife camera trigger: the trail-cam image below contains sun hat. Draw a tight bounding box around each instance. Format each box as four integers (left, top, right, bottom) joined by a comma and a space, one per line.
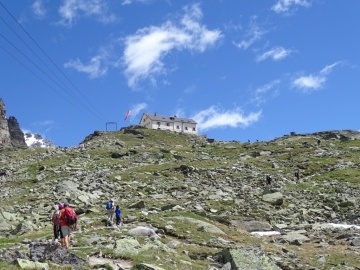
58, 203, 64, 210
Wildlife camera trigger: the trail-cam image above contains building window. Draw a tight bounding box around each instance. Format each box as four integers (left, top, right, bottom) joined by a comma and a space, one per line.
192, 127, 196, 131
157, 122, 161, 125
185, 127, 188, 130
166, 123, 170, 126
176, 126, 180, 129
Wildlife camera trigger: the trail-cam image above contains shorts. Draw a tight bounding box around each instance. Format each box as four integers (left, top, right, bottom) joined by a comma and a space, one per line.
61, 226, 71, 237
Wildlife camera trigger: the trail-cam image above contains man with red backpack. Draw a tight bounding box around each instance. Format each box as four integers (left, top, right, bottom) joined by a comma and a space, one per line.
60, 202, 77, 249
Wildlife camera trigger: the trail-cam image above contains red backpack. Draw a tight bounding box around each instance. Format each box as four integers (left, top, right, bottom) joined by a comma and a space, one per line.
64, 207, 77, 226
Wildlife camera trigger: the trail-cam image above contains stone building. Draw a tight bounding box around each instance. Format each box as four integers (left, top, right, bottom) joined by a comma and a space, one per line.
0, 98, 26, 148
139, 113, 198, 135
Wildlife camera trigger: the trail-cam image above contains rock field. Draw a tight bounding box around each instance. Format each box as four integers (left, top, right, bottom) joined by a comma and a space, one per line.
0, 127, 359, 270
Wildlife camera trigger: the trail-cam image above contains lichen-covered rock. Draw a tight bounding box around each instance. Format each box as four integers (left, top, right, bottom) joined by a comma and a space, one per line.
222, 247, 281, 270
133, 263, 166, 270
280, 232, 310, 245
174, 216, 225, 234
262, 192, 283, 206
17, 258, 49, 270
233, 220, 272, 232
114, 237, 141, 255
128, 226, 157, 237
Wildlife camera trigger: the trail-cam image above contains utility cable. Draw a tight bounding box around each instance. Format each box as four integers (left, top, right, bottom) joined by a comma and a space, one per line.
0, 43, 79, 110
0, 1, 106, 121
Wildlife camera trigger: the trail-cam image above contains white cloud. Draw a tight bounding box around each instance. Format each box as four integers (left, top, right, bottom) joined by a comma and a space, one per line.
64, 55, 108, 78
123, 3, 222, 88
251, 80, 281, 105
292, 62, 340, 92
174, 108, 185, 118
121, 0, 149, 5
256, 47, 293, 62
320, 62, 340, 75
25, 120, 55, 135
191, 106, 261, 131
129, 103, 147, 120
292, 75, 325, 91
32, 120, 55, 126
255, 80, 281, 95
58, 0, 117, 27
184, 84, 196, 94
32, 0, 47, 18
234, 17, 266, 50
272, 0, 312, 14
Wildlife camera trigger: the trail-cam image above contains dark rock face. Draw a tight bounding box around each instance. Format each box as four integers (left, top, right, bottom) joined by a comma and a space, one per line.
0, 249, 29, 262
7, 116, 26, 147
0, 98, 11, 147
30, 242, 85, 266
0, 98, 26, 148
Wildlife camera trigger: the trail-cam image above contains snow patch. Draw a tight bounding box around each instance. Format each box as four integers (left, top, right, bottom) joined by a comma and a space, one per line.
251, 231, 281, 236
24, 132, 56, 148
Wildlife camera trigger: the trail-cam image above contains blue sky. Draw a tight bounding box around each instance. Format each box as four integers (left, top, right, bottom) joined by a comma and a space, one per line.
1, 0, 359, 147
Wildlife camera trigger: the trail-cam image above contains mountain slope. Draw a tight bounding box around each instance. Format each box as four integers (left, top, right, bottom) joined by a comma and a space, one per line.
0, 128, 359, 269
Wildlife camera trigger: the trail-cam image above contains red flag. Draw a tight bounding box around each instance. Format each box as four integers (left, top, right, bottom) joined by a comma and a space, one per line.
124, 110, 131, 121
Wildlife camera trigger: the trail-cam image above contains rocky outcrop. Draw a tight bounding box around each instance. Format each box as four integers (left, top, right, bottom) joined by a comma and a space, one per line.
0, 98, 26, 148
7, 116, 26, 147
0, 98, 11, 147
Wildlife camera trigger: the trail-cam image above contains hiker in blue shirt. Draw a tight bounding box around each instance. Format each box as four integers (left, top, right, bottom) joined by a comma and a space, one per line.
106, 199, 114, 226
115, 205, 121, 225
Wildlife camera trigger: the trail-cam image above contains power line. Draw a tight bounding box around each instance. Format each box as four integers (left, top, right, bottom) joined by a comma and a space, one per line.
0, 43, 79, 109
0, 32, 102, 120
0, 1, 106, 121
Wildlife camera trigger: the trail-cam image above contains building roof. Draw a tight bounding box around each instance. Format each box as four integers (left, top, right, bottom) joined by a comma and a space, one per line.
143, 113, 197, 124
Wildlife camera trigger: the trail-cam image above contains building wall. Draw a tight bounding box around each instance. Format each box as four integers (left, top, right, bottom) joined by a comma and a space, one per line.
139, 114, 198, 135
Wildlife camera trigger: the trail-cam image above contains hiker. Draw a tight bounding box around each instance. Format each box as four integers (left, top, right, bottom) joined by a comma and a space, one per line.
106, 199, 114, 226
51, 203, 62, 243
60, 203, 77, 249
266, 175, 272, 185
115, 205, 122, 226
317, 139, 321, 146
295, 172, 300, 181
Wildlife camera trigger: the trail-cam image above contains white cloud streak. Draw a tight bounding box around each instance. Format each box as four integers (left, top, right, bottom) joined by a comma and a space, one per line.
256, 47, 293, 62
58, 0, 117, 27
251, 80, 281, 105
121, 0, 149, 5
64, 55, 108, 78
32, 0, 47, 18
292, 62, 340, 92
272, 0, 312, 14
191, 106, 262, 131
129, 103, 147, 120
122, 4, 222, 88
234, 18, 266, 50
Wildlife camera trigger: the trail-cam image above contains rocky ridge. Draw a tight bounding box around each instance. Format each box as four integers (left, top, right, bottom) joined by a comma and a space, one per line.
0, 127, 359, 270
0, 98, 26, 148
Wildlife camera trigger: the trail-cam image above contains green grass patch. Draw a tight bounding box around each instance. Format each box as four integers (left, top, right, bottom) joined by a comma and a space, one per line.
313, 169, 360, 184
